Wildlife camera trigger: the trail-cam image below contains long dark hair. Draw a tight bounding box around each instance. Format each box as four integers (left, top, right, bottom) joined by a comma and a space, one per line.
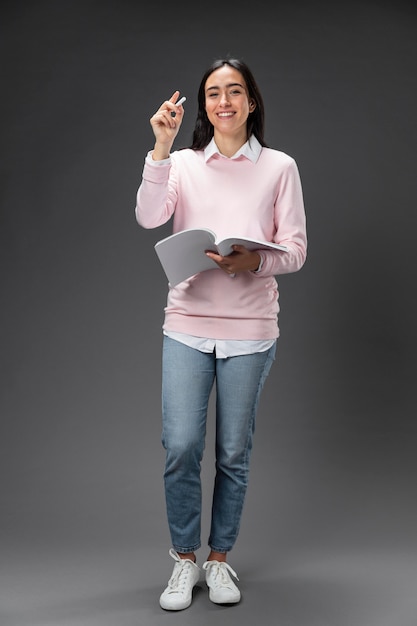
188, 58, 268, 150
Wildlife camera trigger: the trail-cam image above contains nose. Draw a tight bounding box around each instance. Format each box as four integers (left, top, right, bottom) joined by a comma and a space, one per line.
219, 91, 230, 106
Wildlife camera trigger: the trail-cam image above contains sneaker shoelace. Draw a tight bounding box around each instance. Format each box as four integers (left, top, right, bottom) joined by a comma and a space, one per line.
167, 550, 196, 593
203, 560, 239, 587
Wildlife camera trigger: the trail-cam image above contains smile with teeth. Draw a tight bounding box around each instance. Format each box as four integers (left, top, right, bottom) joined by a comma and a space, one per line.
217, 112, 235, 118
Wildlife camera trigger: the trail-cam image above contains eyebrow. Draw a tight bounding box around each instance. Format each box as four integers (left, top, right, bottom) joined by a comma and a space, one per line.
205, 82, 245, 92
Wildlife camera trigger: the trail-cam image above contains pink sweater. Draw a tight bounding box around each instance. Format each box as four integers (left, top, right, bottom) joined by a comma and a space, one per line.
135, 138, 307, 340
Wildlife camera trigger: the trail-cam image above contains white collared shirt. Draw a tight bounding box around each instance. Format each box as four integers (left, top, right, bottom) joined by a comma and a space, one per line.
164, 330, 275, 358
203, 135, 262, 163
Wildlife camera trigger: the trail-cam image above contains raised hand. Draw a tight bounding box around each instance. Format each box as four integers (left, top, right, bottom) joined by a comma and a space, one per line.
150, 91, 185, 160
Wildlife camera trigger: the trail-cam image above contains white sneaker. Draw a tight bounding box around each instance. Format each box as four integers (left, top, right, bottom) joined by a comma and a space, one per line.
202, 560, 241, 604
159, 549, 200, 611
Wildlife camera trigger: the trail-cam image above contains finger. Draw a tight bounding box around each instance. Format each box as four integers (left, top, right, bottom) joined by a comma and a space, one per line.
152, 109, 178, 129
169, 91, 180, 104
205, 251, 231, 273
165, 101, 181, 120
161, 109, 178, 128
231, 244, 248, 254
170, 96, 185, 118
205, 251, 224, 263
154, 93, 179, 119
166, 91, 182, 117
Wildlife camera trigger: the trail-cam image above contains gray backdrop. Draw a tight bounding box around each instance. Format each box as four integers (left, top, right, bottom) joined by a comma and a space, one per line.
1, 1, 416, 625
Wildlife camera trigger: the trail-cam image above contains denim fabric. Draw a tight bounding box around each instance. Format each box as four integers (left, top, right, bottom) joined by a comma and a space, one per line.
161, 335, 276, 554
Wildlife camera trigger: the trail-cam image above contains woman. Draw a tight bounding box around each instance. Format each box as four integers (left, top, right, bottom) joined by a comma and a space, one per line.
135, 57, 307, 611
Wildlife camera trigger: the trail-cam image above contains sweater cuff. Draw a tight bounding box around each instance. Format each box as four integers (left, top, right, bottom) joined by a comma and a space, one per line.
252, 251, 265, 273
142, 151, 171, 183
145, 150, 171, 165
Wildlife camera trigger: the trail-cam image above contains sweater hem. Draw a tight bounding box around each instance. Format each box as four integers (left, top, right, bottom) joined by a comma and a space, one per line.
163, 314, 279, 341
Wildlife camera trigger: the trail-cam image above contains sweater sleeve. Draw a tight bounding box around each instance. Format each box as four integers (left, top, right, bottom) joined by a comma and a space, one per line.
135, 152, 178, 228
255, 158, 307, 277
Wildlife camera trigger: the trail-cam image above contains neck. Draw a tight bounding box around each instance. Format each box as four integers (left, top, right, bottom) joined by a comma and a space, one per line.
213, 130, 248, 158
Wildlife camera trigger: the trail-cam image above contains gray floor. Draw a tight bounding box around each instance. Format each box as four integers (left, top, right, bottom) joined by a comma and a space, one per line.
2, 417, 416, 626
2, 545, 416, 626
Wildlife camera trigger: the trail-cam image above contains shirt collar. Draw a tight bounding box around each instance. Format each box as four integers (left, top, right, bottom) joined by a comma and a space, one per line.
204, 135, 262, 163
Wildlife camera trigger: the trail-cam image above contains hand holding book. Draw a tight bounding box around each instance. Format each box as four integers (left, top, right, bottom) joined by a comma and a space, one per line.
154, 228, 288, 286
205, 244, 261, 275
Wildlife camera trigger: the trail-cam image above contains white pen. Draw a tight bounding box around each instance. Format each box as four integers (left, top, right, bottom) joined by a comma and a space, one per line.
171, 96, 186, 117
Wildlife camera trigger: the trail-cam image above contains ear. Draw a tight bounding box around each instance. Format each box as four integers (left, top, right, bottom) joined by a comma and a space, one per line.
249, 100, 256, 111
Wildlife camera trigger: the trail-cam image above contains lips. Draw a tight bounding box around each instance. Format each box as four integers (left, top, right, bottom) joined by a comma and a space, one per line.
217, 112, 235, 118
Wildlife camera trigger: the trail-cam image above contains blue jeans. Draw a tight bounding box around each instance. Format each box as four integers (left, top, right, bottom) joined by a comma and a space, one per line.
161, 335, 276, 554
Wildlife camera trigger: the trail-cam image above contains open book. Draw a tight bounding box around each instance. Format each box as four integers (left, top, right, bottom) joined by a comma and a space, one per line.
154, 227, 288, 286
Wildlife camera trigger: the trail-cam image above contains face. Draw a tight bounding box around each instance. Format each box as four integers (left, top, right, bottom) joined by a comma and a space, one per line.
204, 65, 255, 139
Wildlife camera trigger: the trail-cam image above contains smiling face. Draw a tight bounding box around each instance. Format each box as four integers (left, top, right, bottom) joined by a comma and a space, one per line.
204, 65, 255, 143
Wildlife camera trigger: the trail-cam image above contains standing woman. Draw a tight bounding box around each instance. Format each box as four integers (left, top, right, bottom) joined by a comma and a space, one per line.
135, 57, 307, 611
